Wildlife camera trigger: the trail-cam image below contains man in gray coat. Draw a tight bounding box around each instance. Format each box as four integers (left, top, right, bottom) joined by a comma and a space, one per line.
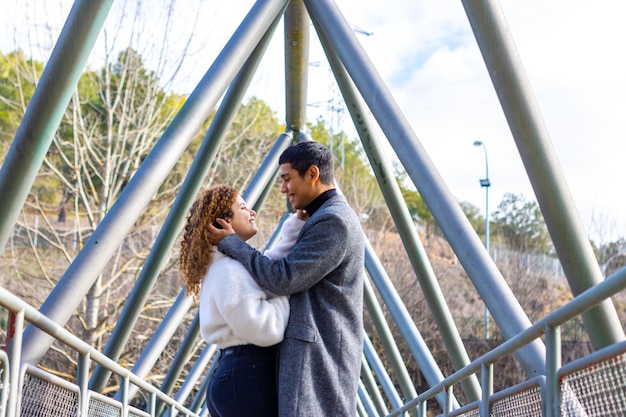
209, 141, 365, 416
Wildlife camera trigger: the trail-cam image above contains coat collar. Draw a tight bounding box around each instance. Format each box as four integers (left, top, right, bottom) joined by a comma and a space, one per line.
305, 189, 337, 216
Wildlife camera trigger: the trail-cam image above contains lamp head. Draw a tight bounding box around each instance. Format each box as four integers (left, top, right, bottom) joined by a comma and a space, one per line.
473, 140, 483, 147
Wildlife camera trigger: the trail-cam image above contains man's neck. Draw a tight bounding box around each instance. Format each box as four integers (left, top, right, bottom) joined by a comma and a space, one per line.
305, 188, 337, 217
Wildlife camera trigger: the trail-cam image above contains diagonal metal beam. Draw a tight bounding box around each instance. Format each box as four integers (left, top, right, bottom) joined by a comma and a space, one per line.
114, 132, 292, 401
363, 277, 419, 417
460, 0, 624, 348
0, 0, 114, 253
89, 5, 285, 392
304, 0, 546, 379
20, 0, 290, 366
314, 21, 481, 402
364, 239, 457, 410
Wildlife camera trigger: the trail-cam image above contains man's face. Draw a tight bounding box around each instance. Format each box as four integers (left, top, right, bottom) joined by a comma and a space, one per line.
279, 163, 316, 210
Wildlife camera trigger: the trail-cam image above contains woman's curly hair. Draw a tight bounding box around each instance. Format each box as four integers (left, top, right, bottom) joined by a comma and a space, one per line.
179, 184, 238, 300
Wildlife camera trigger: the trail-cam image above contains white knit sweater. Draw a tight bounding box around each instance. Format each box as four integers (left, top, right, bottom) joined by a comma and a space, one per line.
199, 214, 304, 348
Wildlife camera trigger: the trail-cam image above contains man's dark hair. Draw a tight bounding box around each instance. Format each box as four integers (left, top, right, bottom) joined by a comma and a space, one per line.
279, 141, 334, 184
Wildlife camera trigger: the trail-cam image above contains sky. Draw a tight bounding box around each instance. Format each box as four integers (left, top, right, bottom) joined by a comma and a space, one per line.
2, 0, 625, 242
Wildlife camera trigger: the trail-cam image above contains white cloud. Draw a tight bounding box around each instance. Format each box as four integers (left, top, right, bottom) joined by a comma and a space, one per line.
318, 0, 626, 242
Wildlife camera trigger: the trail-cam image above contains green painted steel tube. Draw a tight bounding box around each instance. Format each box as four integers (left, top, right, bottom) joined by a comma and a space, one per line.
363, 333, 403, 412
88, 6, 286, 392
304, 0, 546, 379
284, 0, 310, 132
21, 0, 290, 367
314, 21, 482, 402
0, 0, 114, 253
361, 353, 389, 416
364, 277, 419, 417
461, 0, 624, 348
364, 239, 457, 411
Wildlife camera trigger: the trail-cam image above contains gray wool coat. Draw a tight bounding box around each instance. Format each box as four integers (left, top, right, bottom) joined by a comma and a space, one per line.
218, 193, 365, 416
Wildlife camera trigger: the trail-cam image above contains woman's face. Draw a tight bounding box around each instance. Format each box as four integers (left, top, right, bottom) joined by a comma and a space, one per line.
228, 195, 257, 241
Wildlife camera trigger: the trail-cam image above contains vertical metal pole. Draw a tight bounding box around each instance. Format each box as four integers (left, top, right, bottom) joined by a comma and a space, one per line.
284, 0, 310, 132
484, 188, 491, 334
480, 363, 493, 417
474, 140, 491, 340
77, 351, 91, 417
148, 392, 157, 417
545, 325, 561, 417
0, 0, 114, 253
21, 0, 290, 367
444, 385, 453, 417
6, 309, 24, 417
304, 0, 546, 379
485, 186, 490, 337
461, 0, 624, 347
418, 401, 427, 417
120, 375, 130, 417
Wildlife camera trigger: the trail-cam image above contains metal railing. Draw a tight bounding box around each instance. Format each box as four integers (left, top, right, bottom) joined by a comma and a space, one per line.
0, 286, 202, 417
386, 265, 626, 417
2, 265, 626, 417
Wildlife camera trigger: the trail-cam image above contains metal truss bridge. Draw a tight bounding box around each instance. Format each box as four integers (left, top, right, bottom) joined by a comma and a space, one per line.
0, 0, 625, 416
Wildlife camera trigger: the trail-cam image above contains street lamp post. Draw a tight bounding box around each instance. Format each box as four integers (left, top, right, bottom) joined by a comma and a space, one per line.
473, 140, 491, 339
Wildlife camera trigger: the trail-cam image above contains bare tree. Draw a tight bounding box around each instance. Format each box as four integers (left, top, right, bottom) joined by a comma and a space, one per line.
0, 0, 225, 381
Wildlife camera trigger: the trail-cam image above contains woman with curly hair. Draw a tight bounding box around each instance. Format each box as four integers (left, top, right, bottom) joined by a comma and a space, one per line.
179, 184, 305, 417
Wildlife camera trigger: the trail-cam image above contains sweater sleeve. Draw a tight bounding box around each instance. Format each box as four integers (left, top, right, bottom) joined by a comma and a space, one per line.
212, 260, 290, 347
263, 214, 305, 260
219, 210, 349, 296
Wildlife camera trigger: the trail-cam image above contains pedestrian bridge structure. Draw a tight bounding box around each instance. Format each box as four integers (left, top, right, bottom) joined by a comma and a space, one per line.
1, 0, 625, 416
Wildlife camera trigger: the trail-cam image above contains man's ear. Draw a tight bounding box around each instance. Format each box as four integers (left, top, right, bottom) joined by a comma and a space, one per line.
307, 166, 320, 182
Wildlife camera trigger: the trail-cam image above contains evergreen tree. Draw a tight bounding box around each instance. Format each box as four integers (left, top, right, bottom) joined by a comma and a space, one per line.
491, 193, 552, 253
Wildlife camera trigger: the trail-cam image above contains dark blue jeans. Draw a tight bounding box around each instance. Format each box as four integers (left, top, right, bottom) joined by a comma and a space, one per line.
207, 344, 279, 417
